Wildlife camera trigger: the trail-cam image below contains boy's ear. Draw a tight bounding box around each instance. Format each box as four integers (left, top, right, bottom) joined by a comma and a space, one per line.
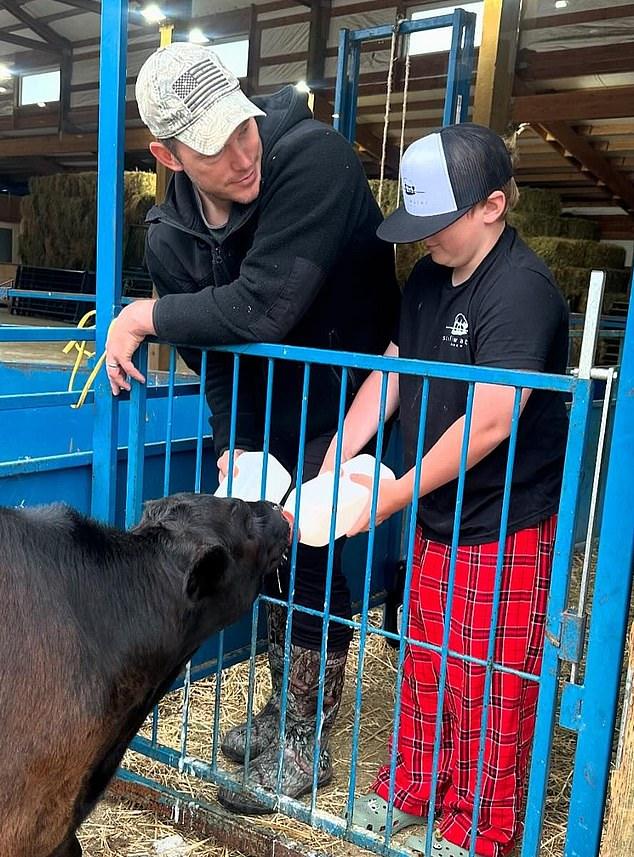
482, 190, 507, 223
185, 543, 230, 601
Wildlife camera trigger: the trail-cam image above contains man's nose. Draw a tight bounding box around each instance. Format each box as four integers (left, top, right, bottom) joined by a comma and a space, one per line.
228, 139, 253, 171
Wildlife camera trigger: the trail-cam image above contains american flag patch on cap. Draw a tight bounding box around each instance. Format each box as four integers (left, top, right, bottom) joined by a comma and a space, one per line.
172, 59, 238, 113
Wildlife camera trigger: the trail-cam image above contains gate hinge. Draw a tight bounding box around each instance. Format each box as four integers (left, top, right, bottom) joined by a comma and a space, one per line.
557, 610, 587, 665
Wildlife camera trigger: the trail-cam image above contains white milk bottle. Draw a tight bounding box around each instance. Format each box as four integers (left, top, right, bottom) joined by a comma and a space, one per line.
214, 451, 291, 504
283, 454, 395, 547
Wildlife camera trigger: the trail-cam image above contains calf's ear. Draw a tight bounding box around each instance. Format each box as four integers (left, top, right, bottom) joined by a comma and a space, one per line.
185, 543, 230, 600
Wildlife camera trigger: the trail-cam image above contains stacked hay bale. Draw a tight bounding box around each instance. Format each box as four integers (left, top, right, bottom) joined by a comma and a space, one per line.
508, 188, 630, 315
19, 171, 156, 271
369, 179, 426, 286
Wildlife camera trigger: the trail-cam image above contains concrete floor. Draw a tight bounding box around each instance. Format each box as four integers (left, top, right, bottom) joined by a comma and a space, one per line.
0, 303, 194, 376
0, 304, 78, 366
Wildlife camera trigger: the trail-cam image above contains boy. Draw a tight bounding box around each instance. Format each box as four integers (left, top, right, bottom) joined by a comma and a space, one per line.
322, 123, 569, 856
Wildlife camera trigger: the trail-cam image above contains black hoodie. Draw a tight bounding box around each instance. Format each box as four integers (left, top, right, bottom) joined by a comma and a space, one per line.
145, 86, 398, 461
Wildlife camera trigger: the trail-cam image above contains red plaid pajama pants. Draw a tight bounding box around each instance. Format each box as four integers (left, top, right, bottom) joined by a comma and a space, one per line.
373, 515, 557, 856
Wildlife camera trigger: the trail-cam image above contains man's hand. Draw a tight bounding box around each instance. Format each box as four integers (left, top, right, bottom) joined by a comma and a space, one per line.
346, 473, 406, 537
105, 300, 157, 395
217, 448, 246, 482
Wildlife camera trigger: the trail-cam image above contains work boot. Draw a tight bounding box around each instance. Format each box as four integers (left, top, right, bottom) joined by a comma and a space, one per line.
221, 602, 287, 763
217, 644, 348, 815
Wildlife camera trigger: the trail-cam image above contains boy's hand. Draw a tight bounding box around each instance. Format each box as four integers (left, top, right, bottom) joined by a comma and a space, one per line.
346, 473, 405, 537
217, 448, 245, 481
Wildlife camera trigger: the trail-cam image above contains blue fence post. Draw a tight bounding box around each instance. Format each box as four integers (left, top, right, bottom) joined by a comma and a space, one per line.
91, 0, 128, 524
565, 273, 634, 857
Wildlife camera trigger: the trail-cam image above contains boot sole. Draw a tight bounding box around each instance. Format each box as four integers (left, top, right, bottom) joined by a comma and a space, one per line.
217, 768, 333, 816
220, 742, 262, 764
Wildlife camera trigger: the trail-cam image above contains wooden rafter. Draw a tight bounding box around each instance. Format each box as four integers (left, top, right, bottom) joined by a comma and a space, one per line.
0, 127, 151, 158
512, 86, 634, 123
533, 122, 634, 214
307, 0, 331, 85
518, 42, 634, 81
3, 0, 71, 49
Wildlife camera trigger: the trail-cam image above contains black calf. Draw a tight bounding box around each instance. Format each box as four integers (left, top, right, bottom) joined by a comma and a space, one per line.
0, 493, 290, 857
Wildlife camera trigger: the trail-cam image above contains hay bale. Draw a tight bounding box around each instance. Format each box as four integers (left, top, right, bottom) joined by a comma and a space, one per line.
368, 178, 426, 286
583, 242, 627, 270
515, 187, 561, 217
560, 216, 599, 241
19, 170, 156, 270
368, 178, 400, 218
508, 212, 563, 238
600, 621, 634, 857
527, 237, 588, 268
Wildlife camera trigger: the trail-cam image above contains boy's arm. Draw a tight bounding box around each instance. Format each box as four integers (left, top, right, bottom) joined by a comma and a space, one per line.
320, 341, 400, 472
347, 381, 530, 535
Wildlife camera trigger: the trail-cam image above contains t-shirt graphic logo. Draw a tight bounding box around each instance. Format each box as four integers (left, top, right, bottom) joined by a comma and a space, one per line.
447, 313, 468, 336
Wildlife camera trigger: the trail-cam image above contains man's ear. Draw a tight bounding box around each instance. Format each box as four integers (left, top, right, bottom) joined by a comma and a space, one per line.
150, 140, 184, 172
185, 543, 230, 601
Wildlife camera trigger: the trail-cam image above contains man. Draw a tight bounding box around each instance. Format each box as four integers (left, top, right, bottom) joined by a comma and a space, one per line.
105, 42, 398, 814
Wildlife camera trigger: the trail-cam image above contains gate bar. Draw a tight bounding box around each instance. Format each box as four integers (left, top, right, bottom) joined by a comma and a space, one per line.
565, 270, 634, 856
91, 0, 128, 523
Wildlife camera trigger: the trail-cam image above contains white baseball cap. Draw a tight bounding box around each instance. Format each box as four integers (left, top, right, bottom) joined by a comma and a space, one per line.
135, 43, 265, 156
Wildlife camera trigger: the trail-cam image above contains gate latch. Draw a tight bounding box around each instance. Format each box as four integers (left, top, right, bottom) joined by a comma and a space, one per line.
558, 610, 587, 664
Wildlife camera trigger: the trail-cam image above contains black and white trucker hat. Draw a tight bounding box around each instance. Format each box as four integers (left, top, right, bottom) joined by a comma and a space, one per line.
377, 123, 513, 244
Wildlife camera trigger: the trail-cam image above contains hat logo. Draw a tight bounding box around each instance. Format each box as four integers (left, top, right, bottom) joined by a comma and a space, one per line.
403, 181, 424, 196
172, 59, 237, 113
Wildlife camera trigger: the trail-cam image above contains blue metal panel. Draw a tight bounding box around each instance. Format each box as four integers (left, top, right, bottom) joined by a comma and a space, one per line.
565, 272, 634, 857
91, 0, 128, 523
333, 28, 351, 136
521, 377, 595, 857
125, 345, 149, 528
333, 12, 477, 143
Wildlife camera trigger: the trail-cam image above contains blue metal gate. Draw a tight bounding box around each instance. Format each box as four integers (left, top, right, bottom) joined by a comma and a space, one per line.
0, 2, 632, 856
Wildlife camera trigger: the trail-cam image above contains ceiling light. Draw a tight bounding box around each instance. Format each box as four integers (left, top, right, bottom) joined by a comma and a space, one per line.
189, 28, 209, 44
0, 64, 13, 80
141, 3, 165, 24
0, 86, 7, 94
555, 0, 568, 7
295, 80, 311, 94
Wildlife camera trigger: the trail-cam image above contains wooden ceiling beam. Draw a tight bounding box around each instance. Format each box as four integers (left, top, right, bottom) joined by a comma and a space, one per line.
518, 42, 634, 81
512, 86, 634, 123
598, 215, 634, 241
534, 122, 634, 213
0, 127, 151, 158
522, 3, 634, 32
473, 0, 522, 132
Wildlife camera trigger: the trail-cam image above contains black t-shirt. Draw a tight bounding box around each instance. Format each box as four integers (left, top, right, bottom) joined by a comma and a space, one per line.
396, 226, 570, 545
